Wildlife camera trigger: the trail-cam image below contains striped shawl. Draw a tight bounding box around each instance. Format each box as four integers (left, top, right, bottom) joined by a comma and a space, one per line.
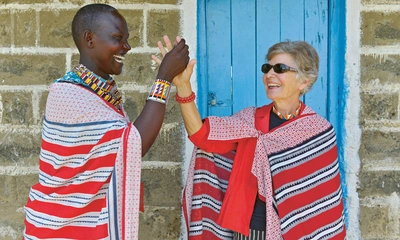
24, 82, 142, 239
183, 104, 346, 240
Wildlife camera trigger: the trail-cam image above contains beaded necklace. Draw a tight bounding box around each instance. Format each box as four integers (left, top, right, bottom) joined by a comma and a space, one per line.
272, 102, 301, 120
73, 64, 122, 109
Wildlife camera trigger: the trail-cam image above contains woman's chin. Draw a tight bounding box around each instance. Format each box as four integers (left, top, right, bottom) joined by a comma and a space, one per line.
112, 68, 123, 76
266, 92, 279, 101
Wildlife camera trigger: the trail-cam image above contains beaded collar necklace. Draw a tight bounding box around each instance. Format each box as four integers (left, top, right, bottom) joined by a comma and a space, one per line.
73, 64, 122, 109
272, 102, 301, 120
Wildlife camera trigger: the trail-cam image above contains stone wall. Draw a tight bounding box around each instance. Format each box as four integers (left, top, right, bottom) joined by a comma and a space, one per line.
358, 0, 400, 239
0, 1, 184, 239
6, 0, 400, 239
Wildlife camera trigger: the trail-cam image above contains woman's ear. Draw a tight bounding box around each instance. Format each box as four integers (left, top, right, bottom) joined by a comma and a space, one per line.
83, 30, 94, 48
299, 79, 310, 91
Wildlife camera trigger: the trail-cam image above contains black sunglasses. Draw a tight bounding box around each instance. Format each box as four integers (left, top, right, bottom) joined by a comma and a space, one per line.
261, 63, 298, 74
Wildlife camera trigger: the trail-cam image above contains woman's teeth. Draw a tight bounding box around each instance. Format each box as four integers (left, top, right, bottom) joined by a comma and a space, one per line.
268, 83, 281, 88
114, 55, 125, 63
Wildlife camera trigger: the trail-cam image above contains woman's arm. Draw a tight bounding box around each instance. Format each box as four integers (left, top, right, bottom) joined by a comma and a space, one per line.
134, 36, 189, 156
151, 36, 201, 136
173, 63, 202, 136
152, 36, 245, 155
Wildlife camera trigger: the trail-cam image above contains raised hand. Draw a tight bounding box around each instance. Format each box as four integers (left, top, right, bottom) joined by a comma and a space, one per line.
172, 59, 196, 87
152, 36, 196, 88
154, 36, 189, 82
152, 35, 202, 136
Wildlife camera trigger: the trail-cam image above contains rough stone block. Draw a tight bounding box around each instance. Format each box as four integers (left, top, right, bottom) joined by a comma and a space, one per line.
123, 91, 147, 121
0, 174, 37, 240
15, 9, 36, 47
139, 207, 181, 240
361, 11, 400, 46
123, 90, 181, 124
358, 171, 400, 197
39, 10, 76, 48
123, 91, 184, 162
1, 92, 33, 125
107, 0, 178, 3
362, 0, 400, 4
56, 0, 85, 4
0, 130, 41, 166
361, 54, 400, 85
118, 10, 144, 48
0, 174, 37, 207
0, 54, 65, 86
0, 202, 26, 240
360, 205, 391, 239
166, 93, 183, 123
71, 53, 80, 68
118, 53, 158, 85
147, 10, 180, 47
38, 91, 49, 124
143, 122, 184, 162
360, 93, 398, 121
359, 130, 400, 160
141, 167, 182, 207
0, 10, 11, 47
0, 0, 51, 3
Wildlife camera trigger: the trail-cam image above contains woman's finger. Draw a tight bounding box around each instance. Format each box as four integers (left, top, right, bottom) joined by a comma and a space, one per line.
175, 36, 182, 46
157, 41, 168, 57
163, 35, 173, 52
151, 54, 162, 65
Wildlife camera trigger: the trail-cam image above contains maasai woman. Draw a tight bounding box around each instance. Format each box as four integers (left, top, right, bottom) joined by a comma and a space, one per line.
23, 4, 189, 240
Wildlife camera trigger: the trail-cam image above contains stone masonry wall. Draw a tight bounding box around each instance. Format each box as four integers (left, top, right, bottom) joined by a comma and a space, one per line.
359, 0, 400, 239
0, 1, 184, 239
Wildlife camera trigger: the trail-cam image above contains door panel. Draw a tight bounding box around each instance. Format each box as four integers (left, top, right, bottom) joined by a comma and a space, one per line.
205, 1, 232, 117
303, 0, 329, 116
232, 0, 256, 113
198, 0, 332, 121
256, 0, 281, 107
281, 0, 305, 41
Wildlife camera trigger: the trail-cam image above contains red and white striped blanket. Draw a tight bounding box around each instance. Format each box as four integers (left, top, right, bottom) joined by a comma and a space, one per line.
183, 149, 235, 239
183, 105, 346, 240
24, 82, 142, 239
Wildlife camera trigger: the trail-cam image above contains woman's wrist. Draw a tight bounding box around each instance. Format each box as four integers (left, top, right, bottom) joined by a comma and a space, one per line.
147, 79, 171, 104
175, 83, 195, 104
175, 83, 193, 98
176, 91, 195, 104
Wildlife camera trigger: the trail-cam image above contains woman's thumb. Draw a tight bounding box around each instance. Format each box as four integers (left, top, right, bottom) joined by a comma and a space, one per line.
186, 59, 197, 74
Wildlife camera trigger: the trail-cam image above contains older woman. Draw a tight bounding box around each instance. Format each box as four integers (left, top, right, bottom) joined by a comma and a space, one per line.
155, 39, 346, 239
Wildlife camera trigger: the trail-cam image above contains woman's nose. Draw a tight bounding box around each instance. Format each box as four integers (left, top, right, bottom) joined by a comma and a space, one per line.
265, 68, 275, 77
124, 40, 131, 51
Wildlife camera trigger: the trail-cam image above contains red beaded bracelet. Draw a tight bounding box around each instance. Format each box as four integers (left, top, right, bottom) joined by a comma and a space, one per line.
175, 91, 196, 103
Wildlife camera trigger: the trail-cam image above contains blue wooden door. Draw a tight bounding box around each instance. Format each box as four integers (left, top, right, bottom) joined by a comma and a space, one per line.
196, 0, 347, 218
197, 0, 343, 129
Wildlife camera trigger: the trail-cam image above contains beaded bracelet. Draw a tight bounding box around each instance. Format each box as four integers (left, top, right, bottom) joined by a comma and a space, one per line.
147, 79, 171, 104
175, 91, 196, 103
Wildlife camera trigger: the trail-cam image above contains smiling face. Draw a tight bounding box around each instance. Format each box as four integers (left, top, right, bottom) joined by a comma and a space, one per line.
82, 11, 131, 79
263, 53, 309, 110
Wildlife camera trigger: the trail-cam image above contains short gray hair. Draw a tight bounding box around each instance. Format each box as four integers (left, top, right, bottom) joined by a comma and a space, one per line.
267, 40, 319, 95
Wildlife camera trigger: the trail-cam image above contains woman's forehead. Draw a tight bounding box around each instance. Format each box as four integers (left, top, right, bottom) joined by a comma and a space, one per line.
95, 11, 129, 33
269, 53, 294, 64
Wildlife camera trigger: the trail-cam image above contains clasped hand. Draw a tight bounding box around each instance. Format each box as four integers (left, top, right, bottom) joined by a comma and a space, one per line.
152, 35, 196, 87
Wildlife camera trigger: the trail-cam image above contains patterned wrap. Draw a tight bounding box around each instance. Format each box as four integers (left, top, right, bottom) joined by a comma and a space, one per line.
183, 149, 235, 240
183, 104, 346, 240
23, 78, 142, 239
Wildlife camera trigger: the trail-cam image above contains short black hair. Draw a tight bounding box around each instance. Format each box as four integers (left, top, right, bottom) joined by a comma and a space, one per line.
71, 4, 117, 48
